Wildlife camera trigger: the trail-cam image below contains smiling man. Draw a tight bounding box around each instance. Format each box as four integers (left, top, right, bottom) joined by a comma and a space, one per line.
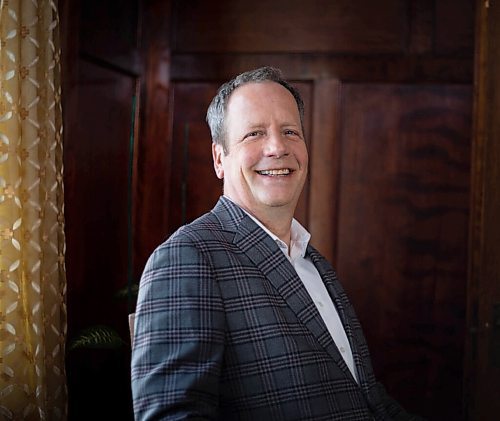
131, 67, 422, 420
211, 79, 308, 248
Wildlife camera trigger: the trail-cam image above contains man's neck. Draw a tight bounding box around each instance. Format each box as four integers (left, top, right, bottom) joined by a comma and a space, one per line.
255, 211, 292, 248
239, 203, 294, 249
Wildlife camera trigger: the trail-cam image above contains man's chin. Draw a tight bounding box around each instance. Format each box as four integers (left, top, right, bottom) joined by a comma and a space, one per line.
259, 195, 299, 210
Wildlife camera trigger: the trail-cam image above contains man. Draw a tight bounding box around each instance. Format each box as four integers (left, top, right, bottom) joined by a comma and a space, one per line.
131, 67, 421, 420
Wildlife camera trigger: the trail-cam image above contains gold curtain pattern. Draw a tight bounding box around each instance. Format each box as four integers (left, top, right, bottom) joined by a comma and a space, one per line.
0, 0, 67, 419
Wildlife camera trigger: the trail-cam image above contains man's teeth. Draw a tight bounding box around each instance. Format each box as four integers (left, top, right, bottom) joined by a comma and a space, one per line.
257, 169, 291, 176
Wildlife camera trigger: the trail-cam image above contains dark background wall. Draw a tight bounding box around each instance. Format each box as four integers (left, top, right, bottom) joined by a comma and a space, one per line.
59, 1, 483, 420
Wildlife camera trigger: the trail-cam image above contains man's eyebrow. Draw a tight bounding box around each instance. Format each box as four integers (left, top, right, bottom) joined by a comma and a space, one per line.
244, 123, 266, 129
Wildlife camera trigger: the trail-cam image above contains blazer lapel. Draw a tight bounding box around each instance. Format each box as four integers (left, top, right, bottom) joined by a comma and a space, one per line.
307, 245, 373, 393
213, 197, 363, 385
230, 213, 355, 381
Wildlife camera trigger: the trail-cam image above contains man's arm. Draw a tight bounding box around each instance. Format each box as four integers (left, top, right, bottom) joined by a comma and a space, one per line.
131, 236, 225, 420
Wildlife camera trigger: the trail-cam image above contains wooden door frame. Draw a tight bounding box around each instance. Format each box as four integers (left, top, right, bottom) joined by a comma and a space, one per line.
465, 0, 500, 419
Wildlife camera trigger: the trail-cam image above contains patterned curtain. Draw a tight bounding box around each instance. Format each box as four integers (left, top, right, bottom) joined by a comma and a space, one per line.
0, 0, 67, 419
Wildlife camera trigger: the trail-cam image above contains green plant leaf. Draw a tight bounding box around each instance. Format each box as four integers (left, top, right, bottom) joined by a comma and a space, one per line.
69, 325, 126, 351
114, 283, 139, 299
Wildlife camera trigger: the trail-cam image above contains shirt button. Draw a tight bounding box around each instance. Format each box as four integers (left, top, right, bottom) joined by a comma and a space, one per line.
340, 347, 345, 353
317, 301, 324, 308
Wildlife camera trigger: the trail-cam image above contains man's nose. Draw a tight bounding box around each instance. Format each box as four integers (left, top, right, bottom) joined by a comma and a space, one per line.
264, 131, 288, 158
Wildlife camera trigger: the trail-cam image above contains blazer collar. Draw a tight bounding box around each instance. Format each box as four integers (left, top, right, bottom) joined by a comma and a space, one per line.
211, 196, 248, 232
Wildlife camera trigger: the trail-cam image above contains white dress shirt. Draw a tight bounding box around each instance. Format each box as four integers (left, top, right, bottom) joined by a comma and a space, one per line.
243, 211, 359, 383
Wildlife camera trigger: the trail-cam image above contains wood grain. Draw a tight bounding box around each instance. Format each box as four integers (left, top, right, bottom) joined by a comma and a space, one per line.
173, 0, 407, 54
336, 84, 472, 419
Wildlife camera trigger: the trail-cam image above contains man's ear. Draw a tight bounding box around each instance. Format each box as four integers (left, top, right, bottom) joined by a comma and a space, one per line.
212, 143, 225, 179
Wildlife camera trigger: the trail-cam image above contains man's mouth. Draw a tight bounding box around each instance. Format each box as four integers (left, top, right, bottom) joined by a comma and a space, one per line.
256, 169, 292, 176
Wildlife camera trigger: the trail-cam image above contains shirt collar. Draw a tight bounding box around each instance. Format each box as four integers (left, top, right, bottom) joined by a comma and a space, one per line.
224, 196, 311, 259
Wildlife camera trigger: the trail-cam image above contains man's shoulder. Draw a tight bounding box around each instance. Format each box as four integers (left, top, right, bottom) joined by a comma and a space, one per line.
143, 207, 240, 272
185, 209, 221, 230
160, 200, 241, 248
168, 197, 246, 242
144, 197, 250, 268
165, 211, 224, 245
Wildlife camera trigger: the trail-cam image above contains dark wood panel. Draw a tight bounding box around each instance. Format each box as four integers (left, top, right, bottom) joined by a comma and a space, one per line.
169, 81, 312, 234
65, 59, 136, 332
168, 83, 219, 231
132, 0, 173, 277
435, 0, 475, 56
64, 58, 137, 420
171, 54, 473, 84
62, 1, 174, 419
293, 82, 313, 227
308, 79, 342, 264
173, 0, 407, 54
408, 0, 434, 54
80, 0, 141, 71
336, 84, 471, 420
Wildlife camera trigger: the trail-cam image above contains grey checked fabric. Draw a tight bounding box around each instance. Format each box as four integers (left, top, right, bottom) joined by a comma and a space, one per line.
131, 197, 422, 421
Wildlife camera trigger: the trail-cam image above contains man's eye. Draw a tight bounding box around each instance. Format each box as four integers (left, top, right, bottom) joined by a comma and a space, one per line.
284, 130, 299, 136
245, 131, 262, 139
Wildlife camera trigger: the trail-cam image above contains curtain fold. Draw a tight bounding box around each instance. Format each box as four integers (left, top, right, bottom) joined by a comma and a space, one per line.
0, 0, 67, 419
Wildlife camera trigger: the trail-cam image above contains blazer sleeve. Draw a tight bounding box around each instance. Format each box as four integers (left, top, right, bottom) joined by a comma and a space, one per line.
131, 235, 225, 420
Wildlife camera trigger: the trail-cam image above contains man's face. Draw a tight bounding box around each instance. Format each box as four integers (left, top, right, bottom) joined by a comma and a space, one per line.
212, 81, 308, 218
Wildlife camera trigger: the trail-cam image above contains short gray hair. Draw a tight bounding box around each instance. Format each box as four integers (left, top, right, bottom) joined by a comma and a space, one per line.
206, 67, 305, 153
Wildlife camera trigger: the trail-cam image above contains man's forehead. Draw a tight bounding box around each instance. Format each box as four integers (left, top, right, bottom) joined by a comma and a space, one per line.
227, 81, 298, 112
230, 80, 286, 97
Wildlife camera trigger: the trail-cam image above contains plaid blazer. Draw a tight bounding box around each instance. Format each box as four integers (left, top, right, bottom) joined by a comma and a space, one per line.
131, 197, 419, 420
